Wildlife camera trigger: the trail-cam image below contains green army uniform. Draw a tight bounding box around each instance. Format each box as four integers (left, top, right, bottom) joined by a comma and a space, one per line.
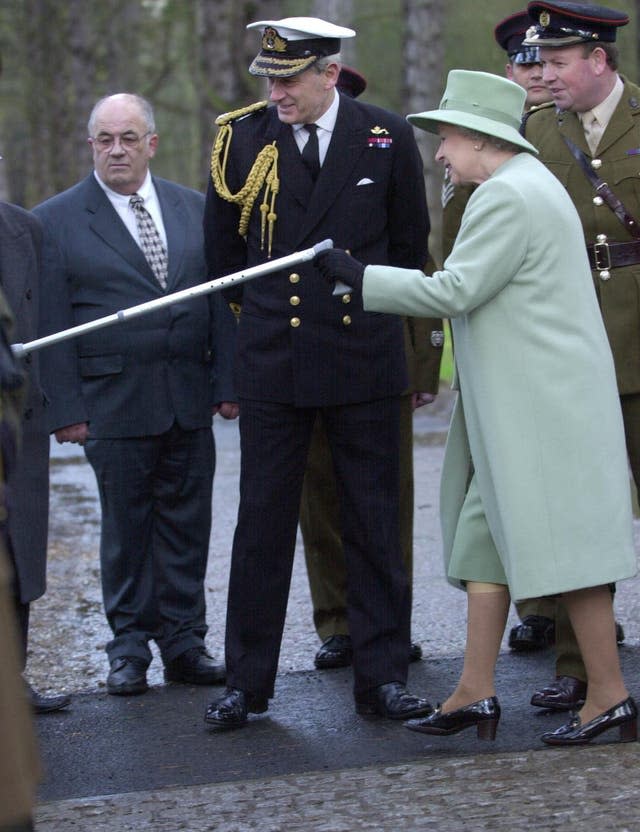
300, 308, 443, 642
525, 80, 640, 682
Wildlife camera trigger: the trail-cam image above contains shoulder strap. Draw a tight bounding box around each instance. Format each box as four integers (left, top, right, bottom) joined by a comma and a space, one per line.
561, 134, 640, 239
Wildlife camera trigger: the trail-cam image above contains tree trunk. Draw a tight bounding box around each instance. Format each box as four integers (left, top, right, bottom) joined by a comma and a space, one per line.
404, 0, 444, 264
196, 0, 282, 190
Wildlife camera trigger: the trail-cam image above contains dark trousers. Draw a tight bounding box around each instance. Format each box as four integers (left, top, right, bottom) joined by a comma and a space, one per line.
300, 394, 414, 640
84, 424, 214, 665
225, 396, 410, 700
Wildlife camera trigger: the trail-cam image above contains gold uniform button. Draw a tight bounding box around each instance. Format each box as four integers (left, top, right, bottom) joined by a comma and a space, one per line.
591, 159, 602, 170
342, 294, 351, 304
593, 196, 604, 206
342, 315, 352, 326
599, 270, 611, 281
290, 317, 301, 328
289, 273, 300, 284
290, 295, 300, 306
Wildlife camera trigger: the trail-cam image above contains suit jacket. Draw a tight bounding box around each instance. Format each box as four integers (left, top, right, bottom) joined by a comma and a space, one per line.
34, 174, 236, 438
0, 203, 49, 602
204, 94, 431, 407
525, 78, 640, 394
363, 153, 636, 600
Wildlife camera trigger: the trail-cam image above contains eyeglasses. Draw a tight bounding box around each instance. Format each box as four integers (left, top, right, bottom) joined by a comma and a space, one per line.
90, 131, 152, 152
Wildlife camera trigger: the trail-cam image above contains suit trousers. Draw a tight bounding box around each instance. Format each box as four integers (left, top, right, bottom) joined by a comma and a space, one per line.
225, 396, 411, 700
84, 423, 214, 665
300, 394, 414, 640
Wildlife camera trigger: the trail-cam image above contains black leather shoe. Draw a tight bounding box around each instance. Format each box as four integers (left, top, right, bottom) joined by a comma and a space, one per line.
541, 696, 637, 746
508, 615, 555, 651
315, 635, 423, 669
405, 696, 500, 740
355, 681, 432, 720
164, 647, 225, 685
204, 686, 268, 730
530, 675, 587, 711
107, 656, 149, 696
25, 680, 71, 714
409, 642, 423, 663
314, 635, 353, 669
616, 621, 625, 644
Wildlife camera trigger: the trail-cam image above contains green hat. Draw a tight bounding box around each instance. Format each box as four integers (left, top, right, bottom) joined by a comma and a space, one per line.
407, 70, 538, 155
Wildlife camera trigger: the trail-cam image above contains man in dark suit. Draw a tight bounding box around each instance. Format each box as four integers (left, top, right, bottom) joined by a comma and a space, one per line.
203, 17, 433, 729
0, 202, 70, 713
35, 93, 236, 696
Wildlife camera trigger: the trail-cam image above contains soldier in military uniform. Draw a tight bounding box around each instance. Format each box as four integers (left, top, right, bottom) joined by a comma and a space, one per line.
299, 65, 444, 672
203, 17, 433, 729
522, 0, 637, 712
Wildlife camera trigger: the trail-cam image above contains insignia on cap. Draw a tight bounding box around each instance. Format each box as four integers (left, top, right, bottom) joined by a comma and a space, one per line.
539, 11, 550, 27
262, 27, 287, 53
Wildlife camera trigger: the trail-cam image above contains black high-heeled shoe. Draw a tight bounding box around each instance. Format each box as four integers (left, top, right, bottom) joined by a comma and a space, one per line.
404, 696, 500, 740
541, 696, 638, 746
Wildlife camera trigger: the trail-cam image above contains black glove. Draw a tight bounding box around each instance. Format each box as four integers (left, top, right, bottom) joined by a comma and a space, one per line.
314, 248, 365, 292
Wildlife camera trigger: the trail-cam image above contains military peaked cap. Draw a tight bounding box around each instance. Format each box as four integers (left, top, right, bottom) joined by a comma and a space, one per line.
524, 2, 629, 46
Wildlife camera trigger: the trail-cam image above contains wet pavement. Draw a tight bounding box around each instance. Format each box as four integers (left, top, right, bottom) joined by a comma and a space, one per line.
28, 392, 640, 830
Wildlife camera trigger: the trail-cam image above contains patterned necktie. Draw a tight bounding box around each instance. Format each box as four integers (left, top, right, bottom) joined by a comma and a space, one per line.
301, 123, 320, 182
129, 194, 168, 289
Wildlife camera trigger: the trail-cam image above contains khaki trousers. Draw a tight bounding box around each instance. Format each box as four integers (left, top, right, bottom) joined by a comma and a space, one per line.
519, 394, 639, 681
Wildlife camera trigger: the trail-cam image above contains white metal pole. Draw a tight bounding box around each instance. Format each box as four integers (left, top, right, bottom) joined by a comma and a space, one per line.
12, 239, 333, 357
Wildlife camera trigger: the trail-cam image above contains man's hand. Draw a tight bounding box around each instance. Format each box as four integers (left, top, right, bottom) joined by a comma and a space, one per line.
55, 422, 89, 445
314, 249, 365, 292
213, 401, 239, 420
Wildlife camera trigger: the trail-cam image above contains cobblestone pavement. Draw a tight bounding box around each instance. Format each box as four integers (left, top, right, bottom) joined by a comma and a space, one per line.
35, 746, 640, 832
31, 395, 640, 830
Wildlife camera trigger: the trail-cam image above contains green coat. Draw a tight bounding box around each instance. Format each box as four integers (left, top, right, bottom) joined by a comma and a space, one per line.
363, 153, 636, 601
525, 78, 640, 394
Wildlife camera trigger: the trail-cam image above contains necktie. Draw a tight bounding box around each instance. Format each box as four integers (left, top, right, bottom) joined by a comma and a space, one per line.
129, 194, 168, 289
580, 111, 602, 155
301, 123, 320, 182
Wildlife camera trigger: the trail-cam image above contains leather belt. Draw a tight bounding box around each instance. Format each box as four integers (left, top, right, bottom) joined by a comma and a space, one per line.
587, 240, 640, 271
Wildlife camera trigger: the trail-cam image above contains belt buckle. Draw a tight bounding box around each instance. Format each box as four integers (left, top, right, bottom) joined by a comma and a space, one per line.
593, 239, 611, 271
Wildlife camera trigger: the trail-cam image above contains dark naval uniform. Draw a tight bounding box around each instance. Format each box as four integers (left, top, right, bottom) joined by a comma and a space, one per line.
204, 93, 430, 700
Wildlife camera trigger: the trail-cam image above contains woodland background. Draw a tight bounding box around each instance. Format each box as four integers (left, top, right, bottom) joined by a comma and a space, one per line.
0, 0, 637, 257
